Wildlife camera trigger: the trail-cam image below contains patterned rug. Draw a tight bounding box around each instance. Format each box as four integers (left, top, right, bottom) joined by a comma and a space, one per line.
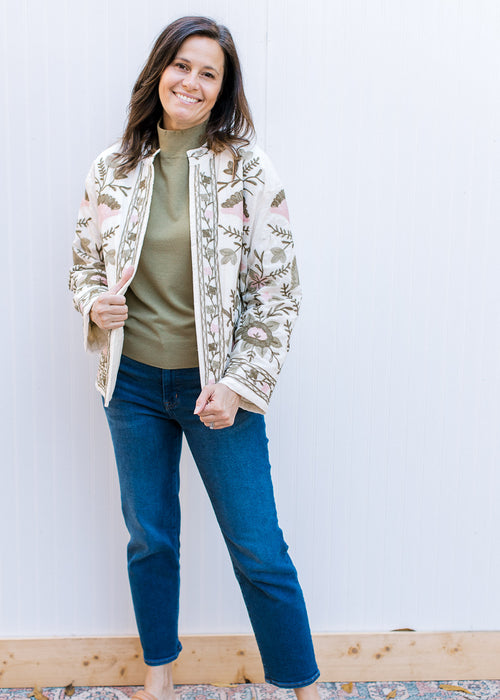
1, 681, 500, 700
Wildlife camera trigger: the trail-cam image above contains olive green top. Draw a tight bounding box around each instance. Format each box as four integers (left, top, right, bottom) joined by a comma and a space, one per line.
123, 121, 207, 368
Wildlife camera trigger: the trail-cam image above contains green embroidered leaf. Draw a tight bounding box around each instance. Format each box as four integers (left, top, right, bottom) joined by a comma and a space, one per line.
268, 223, 293, 241
243, 157, 259, 176
221, 190, 244, 208
104, 249, 116, 266
220, 248, 237, 265
71, 251, 87, 267
102, 225, 119, 240
97, 158, 106, 180
79, 237, 92, 255
271, 189, 285, 207
97, 193, 120, 209
270, 247, 287, 264
219, 224, 243, 241
76, 217, 91, 228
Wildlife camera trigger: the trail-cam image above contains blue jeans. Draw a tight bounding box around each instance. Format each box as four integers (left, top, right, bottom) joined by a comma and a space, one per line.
104, 355, 319, 688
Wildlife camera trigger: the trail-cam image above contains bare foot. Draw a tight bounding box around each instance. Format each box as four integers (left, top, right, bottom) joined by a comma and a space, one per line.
144, 662, 175, 700
294, 682, 321, 700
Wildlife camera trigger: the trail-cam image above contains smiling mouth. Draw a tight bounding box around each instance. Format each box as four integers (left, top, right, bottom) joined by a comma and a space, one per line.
174, 91, 201, 105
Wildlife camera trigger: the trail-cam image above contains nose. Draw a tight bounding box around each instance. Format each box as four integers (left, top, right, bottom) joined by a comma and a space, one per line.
182, 71, 199, 91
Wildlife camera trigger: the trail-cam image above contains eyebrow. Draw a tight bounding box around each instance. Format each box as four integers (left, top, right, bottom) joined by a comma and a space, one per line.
175, 56, 220, 75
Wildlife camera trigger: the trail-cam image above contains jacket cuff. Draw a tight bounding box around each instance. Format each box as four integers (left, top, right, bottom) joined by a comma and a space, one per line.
218, 375, 266, 415
220, 358, 277, 414
81, 297, 109, 353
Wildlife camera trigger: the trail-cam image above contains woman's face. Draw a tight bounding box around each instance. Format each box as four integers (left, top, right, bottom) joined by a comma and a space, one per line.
159, 35, 225, 130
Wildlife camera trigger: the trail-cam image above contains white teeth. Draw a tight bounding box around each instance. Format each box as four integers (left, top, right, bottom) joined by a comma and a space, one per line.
175, 92, 199, 104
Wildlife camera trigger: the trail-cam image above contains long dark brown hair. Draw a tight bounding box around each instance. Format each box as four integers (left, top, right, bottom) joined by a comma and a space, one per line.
114, 16, 254, 176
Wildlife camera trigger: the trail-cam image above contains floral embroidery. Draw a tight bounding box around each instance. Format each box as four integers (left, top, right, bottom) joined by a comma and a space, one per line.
70, 143, 301, 412
191, 156, 226, 384
223, 358, 276, 403
238, 320, 282, 351
116, 162, 152, 278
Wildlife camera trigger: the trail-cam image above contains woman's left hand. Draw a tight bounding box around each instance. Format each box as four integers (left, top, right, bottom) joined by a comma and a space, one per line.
194, 383, 240, 430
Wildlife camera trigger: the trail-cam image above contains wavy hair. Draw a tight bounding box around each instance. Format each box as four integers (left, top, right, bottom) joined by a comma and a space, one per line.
114, 16, 254, 176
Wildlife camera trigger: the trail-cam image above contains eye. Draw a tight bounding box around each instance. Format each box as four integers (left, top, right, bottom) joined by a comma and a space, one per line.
203, 71, 216, 79
175, 62, 189, 71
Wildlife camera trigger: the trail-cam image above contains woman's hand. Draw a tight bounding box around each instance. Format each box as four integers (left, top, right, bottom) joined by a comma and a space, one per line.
194, 383, 240, 430
90, 267, 134, 330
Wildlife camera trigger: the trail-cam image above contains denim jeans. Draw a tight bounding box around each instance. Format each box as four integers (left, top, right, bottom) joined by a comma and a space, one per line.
104, 355, 319, 688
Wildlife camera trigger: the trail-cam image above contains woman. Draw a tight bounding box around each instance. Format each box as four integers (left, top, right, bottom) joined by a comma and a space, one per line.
69, 16, 320, 699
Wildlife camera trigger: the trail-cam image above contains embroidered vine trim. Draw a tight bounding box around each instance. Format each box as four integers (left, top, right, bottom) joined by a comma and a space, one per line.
193, 159, 226, 383
99, 161, 153, 397
116, 161, 153, 278
224, 358, 275, 404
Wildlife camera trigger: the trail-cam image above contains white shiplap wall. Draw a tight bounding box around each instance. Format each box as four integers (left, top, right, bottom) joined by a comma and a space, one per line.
1, 0, 499, 637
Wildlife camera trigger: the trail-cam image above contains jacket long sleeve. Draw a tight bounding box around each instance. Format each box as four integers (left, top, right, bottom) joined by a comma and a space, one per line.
69, 163, 111, 352
219, 153, 301, 413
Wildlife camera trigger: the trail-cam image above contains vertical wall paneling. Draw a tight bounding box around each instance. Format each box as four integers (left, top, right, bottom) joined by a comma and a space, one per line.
1, 0, 499, 637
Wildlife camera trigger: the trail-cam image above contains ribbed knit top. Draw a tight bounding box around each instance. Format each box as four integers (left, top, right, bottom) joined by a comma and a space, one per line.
122, 120, 207, 368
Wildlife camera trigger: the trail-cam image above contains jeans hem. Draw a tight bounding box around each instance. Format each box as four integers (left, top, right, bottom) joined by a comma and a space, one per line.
265, 668, 320, 689
144, 642, 183, 666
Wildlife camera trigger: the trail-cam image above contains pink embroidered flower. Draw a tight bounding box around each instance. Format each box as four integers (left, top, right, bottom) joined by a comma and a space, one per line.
248, 326, 267, 341
274, 199, 290, 221
222, 200, 250, 223
97, 193, 120, 226
223, 200, 243, 218
210, 321, 219, 334
261, 382, 270, 395
98, 203, 118, 226
90, 274, 106, 284
238, 320, 282, 351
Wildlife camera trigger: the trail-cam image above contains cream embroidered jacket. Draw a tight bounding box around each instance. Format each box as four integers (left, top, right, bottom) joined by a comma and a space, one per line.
69, 142, 301, 412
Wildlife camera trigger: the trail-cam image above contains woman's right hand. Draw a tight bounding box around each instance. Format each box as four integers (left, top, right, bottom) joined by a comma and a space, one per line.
89, 267, 134, 330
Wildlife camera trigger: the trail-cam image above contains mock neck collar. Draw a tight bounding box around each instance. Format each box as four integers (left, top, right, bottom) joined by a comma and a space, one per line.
156, 120, 207, 158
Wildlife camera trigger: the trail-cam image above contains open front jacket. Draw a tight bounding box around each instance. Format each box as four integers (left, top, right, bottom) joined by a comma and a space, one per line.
69, 141, 301, 413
